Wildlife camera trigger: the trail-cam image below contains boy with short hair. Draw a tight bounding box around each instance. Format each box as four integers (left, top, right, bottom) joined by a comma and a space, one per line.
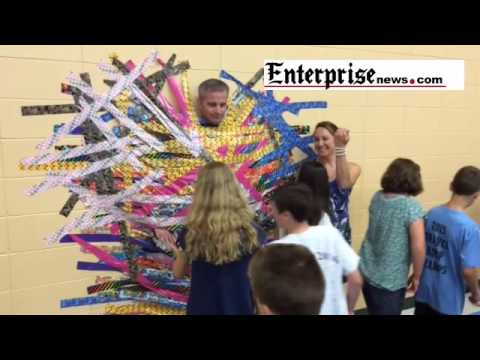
269, 183, 363, 315
248, 243, 325, 315
415, 166, 480, 315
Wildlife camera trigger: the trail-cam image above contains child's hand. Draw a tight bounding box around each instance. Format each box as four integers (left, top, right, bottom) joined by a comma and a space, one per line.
154, 228, 179, 252
469, 292, 480, 307
407, 274, 420, 294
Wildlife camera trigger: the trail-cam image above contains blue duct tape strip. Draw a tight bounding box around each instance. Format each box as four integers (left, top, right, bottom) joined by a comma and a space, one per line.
220, 70, 323, 178
60, 294, 124, 308
240, 142, 261, 155
61, 234, 120, 243
100, 112, 114, 122
220, 70, 327, 115
54, 123, 83, 135
76, 261, 121, 272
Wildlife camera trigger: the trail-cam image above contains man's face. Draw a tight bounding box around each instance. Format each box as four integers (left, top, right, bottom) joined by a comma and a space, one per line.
198, 90, 228, 126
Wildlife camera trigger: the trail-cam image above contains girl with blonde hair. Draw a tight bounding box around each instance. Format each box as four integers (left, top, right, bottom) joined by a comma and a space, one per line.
161, 161, 266, 315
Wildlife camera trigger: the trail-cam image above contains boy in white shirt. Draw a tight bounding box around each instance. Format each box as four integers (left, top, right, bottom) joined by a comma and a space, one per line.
269, 183, 363, 315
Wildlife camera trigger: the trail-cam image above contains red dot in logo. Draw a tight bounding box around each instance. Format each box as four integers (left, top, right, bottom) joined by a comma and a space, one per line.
410, 79, 415, 84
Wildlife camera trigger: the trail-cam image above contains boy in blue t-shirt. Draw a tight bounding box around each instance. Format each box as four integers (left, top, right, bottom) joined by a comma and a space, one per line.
415, 166, 480, 315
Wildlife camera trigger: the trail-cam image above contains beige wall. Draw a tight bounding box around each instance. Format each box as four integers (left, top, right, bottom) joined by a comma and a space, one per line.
0, 45, 479, 314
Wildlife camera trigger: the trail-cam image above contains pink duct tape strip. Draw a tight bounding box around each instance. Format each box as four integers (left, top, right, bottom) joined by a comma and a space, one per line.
146, 167, 200, 196
70, 234, 187, 302
235, 160, 268, 213
241, 114, 255, 127
166, 78, 191, 128
217, 145, 229, 158
132, 207, 146, 217
156, 93, 186, 127
142, 203, 156, 214
111, 223, 120, 235
156, 57, 191, 128
130, 203, 155, 217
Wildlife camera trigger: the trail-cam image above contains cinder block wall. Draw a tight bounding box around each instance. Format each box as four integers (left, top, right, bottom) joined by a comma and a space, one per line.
0, 45, 478, 314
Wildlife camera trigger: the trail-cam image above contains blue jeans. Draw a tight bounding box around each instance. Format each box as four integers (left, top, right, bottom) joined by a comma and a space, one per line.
362, 280, 406, 315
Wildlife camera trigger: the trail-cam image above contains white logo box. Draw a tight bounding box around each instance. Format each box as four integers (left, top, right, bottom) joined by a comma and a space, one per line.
263, 60, 464, 91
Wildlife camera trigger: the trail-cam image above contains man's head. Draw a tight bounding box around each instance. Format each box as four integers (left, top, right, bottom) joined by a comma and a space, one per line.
269, 183, 313, 231
450, 166, 480, 207
248, 244, 325, 315
197, 79, 229, 126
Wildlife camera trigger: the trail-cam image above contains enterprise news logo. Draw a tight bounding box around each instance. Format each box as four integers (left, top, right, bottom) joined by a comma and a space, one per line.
264, 60, 464, 91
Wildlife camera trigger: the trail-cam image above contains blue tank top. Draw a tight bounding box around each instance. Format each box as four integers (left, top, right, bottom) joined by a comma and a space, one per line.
329, 180, 352, 244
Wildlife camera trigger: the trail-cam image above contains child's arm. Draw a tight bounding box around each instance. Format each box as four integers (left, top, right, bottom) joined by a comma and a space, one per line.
464, 268, 480, 306
346, 270, 363, 314
462, 225, 480, 306
335, 232, 363, 314
171, 249, 188, 279
154, 228, 177, 246
408, 219, 426, 293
